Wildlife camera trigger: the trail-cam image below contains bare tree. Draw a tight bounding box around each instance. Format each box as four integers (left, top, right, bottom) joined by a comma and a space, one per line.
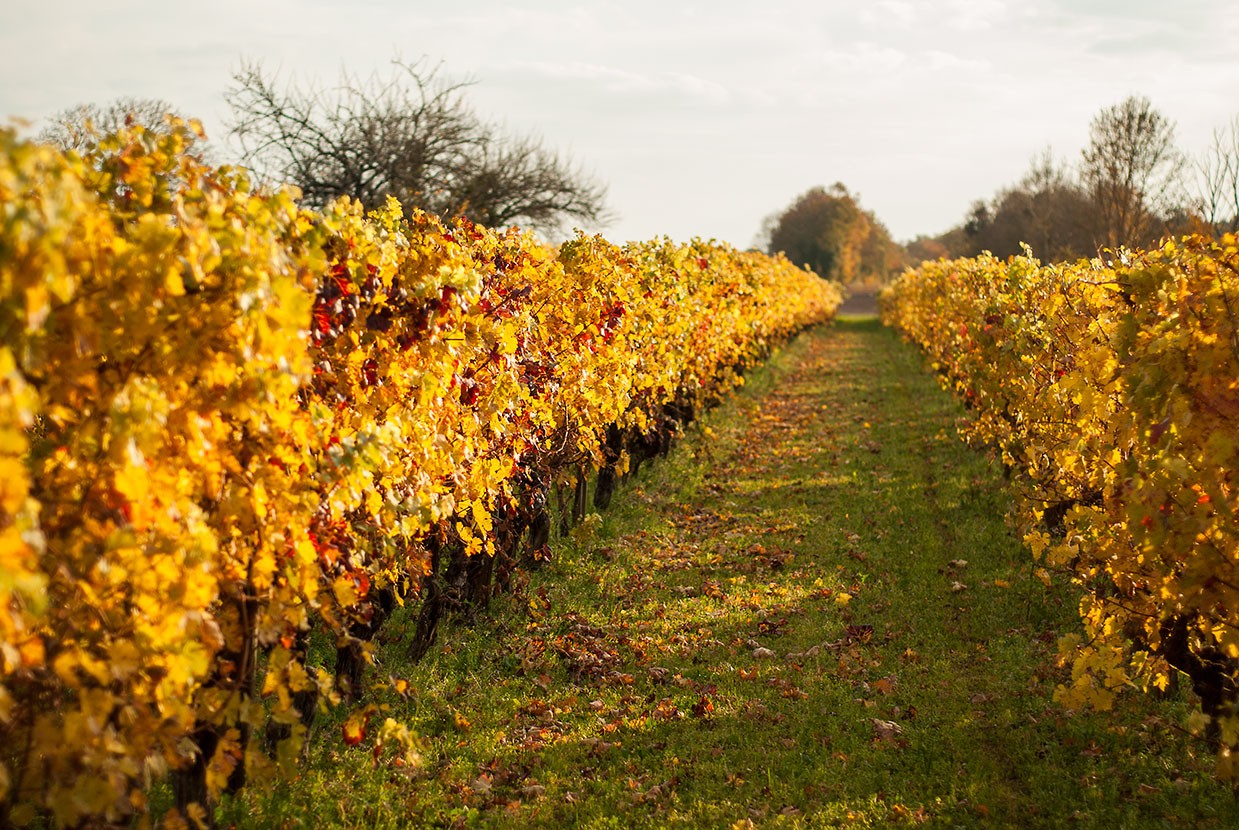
1194, 116, 1239, 233
447, 132, 611, 231
225, 59, 609, 235
1080, 95, 1186, 248
38, 96, 209, 158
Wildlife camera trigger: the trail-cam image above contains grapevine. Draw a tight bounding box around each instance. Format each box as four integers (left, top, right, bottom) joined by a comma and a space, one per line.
882, 237, 1239, 775
0, 124, 841, 826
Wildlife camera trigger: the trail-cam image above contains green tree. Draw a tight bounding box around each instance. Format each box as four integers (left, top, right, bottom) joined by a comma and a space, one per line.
761, 184, 900, 285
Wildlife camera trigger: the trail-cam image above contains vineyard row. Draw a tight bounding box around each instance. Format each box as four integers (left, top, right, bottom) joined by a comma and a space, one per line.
880, 237, 1239, 774
0, 121, 841, 827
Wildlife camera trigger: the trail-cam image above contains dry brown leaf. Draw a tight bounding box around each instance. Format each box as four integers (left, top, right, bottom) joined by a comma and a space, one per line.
871, 718, 904, 742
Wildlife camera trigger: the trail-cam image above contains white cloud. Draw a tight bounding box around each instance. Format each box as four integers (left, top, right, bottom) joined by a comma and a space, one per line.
3, 0, 1238, 245
509, 61, 731, 105
921, 50, 991, 74
941, 0, 1007, 30
874, 1, 918, 28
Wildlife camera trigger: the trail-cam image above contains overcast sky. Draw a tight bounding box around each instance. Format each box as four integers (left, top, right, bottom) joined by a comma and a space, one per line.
4, 0, 1237, 246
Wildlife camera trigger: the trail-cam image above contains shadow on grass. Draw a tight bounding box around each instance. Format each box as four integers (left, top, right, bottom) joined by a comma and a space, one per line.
221, 320, 1235, 829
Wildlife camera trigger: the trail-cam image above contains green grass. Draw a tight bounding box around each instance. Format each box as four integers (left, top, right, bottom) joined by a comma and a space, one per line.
219, 317, 1236, 828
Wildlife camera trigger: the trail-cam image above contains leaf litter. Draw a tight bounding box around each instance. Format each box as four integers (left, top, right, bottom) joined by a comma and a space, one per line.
230, 321, 1239, 829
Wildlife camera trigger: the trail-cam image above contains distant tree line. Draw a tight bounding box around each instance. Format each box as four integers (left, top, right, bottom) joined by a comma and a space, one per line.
763, 96, 1239, 282
908, 95, 1239, 264
40, 87, 1239, 266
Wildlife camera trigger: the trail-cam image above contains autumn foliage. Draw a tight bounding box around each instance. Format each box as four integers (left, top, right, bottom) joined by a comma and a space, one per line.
0, 122, 840, 826
881, 239, 1239, 774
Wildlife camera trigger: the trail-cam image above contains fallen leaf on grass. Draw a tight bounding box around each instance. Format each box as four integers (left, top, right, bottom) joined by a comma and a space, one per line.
888, 803, 930, 823
692, 694, 715, 718
769, 677, 809, 699
786, 643, 824, 660
583, 738, 620, 754
752, 646, 776, 659
521, 699, 555, 719
845, 624, 874, 643
749, 544, 794, 571
757, 617, 789, 637
950, 581, 967, 593
653, 698, 683, 720
871, 718, 904, 743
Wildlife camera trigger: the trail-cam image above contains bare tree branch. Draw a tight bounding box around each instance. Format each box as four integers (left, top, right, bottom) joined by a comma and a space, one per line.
1080, 95, 1186, 248
1194, 116, 1239, 234
225, 58, 610, 235
38, 96, 210, 160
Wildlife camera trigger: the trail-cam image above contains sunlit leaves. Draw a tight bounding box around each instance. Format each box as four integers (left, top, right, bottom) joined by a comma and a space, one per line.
883, 235, 1239, 775
0, 121, 322, 825
0, 123, 841, 825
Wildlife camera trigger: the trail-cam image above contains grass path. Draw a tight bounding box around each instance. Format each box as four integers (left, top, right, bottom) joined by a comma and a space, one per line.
229, 318, 1233, 828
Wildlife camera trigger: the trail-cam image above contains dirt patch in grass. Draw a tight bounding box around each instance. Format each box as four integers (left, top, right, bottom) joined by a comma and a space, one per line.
835, 290, 878, 317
